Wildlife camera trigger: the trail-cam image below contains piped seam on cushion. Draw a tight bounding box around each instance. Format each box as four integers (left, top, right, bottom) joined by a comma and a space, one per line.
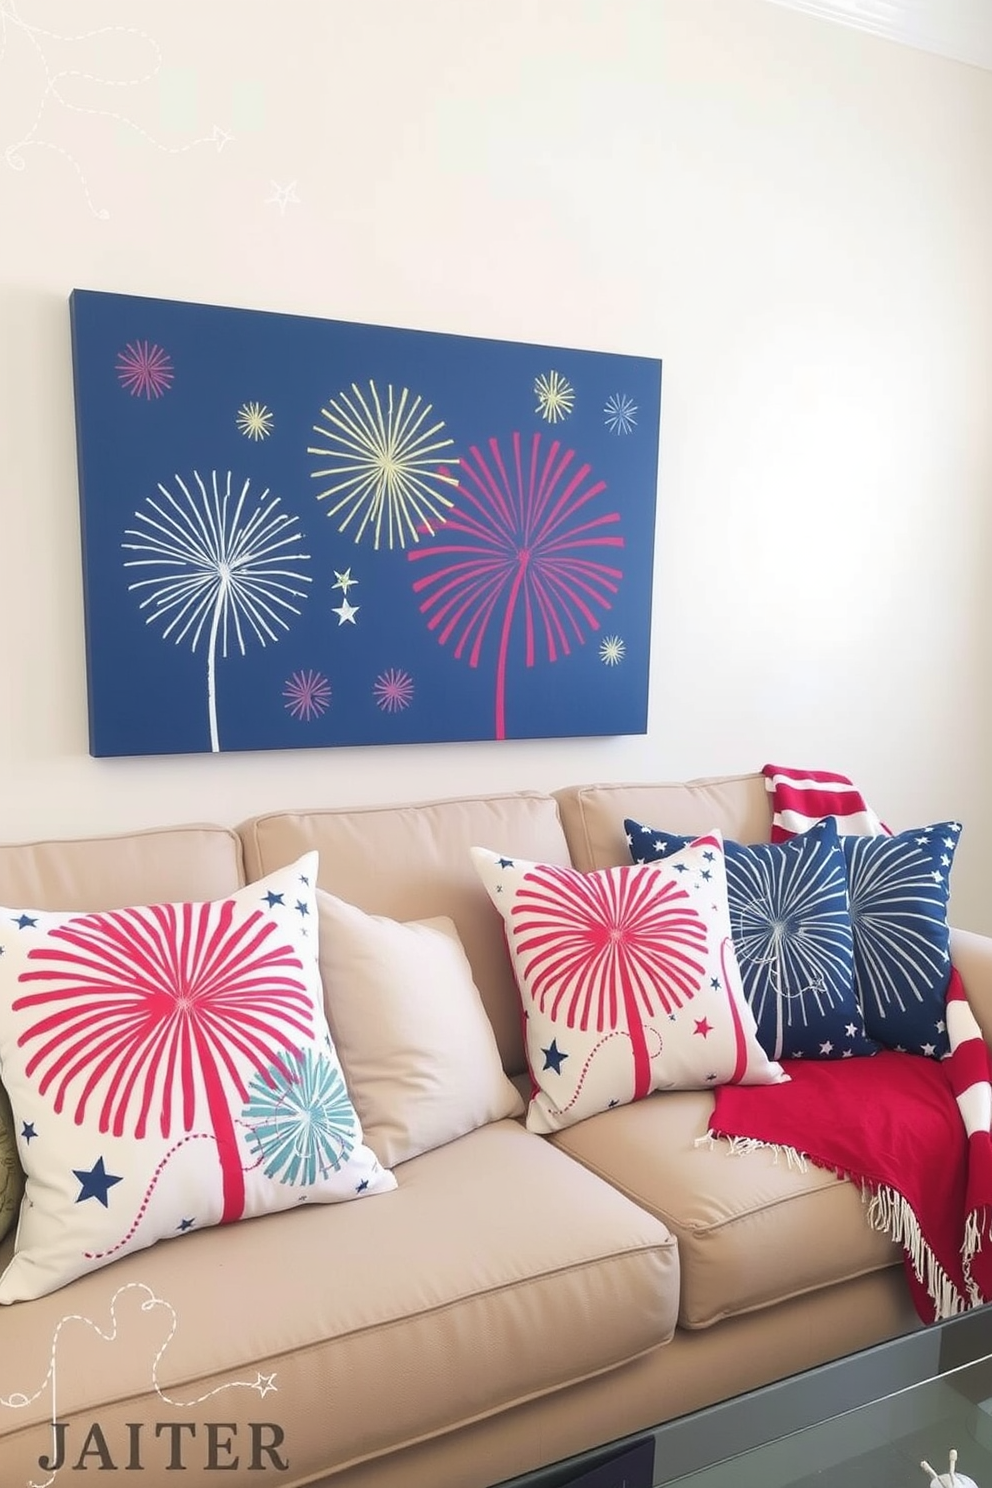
678, 1257, 903, 1331
547, 1142, 867, 1236
0, 1247, 678, 1439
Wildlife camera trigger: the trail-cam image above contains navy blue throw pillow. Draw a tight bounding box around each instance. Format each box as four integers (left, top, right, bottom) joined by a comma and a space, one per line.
626, 815, 876, 1062
842, 822, 961, 1057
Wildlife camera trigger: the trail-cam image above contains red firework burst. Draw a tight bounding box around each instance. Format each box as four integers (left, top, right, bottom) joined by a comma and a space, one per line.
283, 669, 332, 721
116, 341, 174, 399
13, 901, 313, 1224
510, 863, 708, 1101
407, 433, 623, 739
373, 667, 414, 712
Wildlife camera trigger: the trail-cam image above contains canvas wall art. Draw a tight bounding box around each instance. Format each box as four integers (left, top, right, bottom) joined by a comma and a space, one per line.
69, 290, 663, 758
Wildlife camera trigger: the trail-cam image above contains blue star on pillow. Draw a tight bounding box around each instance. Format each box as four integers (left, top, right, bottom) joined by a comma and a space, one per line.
626, 815, 877, 1062
842, 822, 961, 1057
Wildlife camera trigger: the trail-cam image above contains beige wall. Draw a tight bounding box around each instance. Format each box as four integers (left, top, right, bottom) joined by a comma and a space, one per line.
2, 0, 991, 927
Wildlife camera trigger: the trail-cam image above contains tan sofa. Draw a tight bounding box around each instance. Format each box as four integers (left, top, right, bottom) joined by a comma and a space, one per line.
2, 772, 989, 1488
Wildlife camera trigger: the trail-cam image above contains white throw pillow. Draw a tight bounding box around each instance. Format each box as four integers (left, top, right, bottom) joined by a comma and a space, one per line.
472, 833, 787, 1134
317, 890, 523, 1165
0, 853, 395, 1303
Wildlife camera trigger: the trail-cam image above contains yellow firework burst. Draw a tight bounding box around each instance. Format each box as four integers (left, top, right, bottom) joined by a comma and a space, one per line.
600, 634, 626, 666
534, 370, 575, 424
308, 382, 459, 550
236, 402, 274, 440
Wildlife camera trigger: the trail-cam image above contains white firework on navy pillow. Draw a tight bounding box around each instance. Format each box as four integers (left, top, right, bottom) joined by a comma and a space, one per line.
626, 816, 877, 1063
842, 822, 961, 1057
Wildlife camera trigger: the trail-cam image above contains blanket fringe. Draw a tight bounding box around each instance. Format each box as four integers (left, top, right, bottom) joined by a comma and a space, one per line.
697, 1131, 809, 1172
962, 1204, 992, 1306
864, 1184, 964, 1320
704, 1130, 972, 1320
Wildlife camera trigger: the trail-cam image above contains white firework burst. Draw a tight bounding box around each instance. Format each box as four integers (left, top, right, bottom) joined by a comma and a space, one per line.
845, 827, 958, 1046
729, 832, 855, 1059
599, 635, 626, 666
122, 470, 311, 752
604, 394, 637, 435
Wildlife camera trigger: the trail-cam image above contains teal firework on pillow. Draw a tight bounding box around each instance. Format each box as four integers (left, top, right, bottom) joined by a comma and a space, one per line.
843, 822, 961, 1057
626, 815, 876, 1062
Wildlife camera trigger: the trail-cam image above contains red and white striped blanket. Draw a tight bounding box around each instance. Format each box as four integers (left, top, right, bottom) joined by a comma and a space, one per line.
762, 761, 890, 842
706, 764, 992, 1322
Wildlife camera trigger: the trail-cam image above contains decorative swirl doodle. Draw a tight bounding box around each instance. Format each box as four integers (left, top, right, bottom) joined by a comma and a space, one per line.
84, 1132, 215, 1261
0, 1, 232, 218
0, 1281, 277, 1488
552, 1028, 635, 1116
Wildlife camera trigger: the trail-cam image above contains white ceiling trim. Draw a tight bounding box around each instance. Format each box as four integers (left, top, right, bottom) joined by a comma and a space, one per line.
761, 0, 992, 72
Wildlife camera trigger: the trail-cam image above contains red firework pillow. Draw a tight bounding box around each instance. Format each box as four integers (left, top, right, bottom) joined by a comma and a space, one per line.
471, 834, 787, 1134
0, 851, 395, 1304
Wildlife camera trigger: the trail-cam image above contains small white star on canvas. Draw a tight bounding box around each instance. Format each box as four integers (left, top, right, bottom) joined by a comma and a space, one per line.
333, 598, 359, 625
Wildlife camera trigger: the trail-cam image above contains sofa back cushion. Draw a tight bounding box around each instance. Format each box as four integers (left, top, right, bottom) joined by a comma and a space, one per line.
555, 775, 774, 872
0, 824, 245, 909
239, 793, 571, 1076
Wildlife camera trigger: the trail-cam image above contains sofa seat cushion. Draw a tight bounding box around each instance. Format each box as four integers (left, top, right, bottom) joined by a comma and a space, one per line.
550, 1091, 900, 1329
0, 1121, 677, 1483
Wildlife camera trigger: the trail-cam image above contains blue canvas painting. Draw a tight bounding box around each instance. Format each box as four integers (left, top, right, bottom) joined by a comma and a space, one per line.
69, 289, 662, 758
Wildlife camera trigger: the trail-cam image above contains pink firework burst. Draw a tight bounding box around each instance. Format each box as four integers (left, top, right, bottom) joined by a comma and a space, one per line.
373, 668, 414, 713
408, 433, 623, 739
13, 901, 313, 1225
116, 341, 174, 399
512, 863, 708, 1101
283, 669, 331, 721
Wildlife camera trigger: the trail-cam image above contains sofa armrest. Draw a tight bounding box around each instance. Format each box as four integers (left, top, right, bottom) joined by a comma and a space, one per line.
950, 927, 992, 1049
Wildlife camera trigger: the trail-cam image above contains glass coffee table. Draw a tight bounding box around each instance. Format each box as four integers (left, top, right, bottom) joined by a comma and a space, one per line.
497, 1307, 992, 1488
663, 1317, 992, 1486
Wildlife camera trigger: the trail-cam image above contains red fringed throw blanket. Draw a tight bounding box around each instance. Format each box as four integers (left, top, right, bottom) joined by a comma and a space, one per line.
706, 766, 992, 1323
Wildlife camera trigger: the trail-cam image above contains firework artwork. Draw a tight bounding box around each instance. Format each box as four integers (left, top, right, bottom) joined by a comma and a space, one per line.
69, 289, 662, 757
